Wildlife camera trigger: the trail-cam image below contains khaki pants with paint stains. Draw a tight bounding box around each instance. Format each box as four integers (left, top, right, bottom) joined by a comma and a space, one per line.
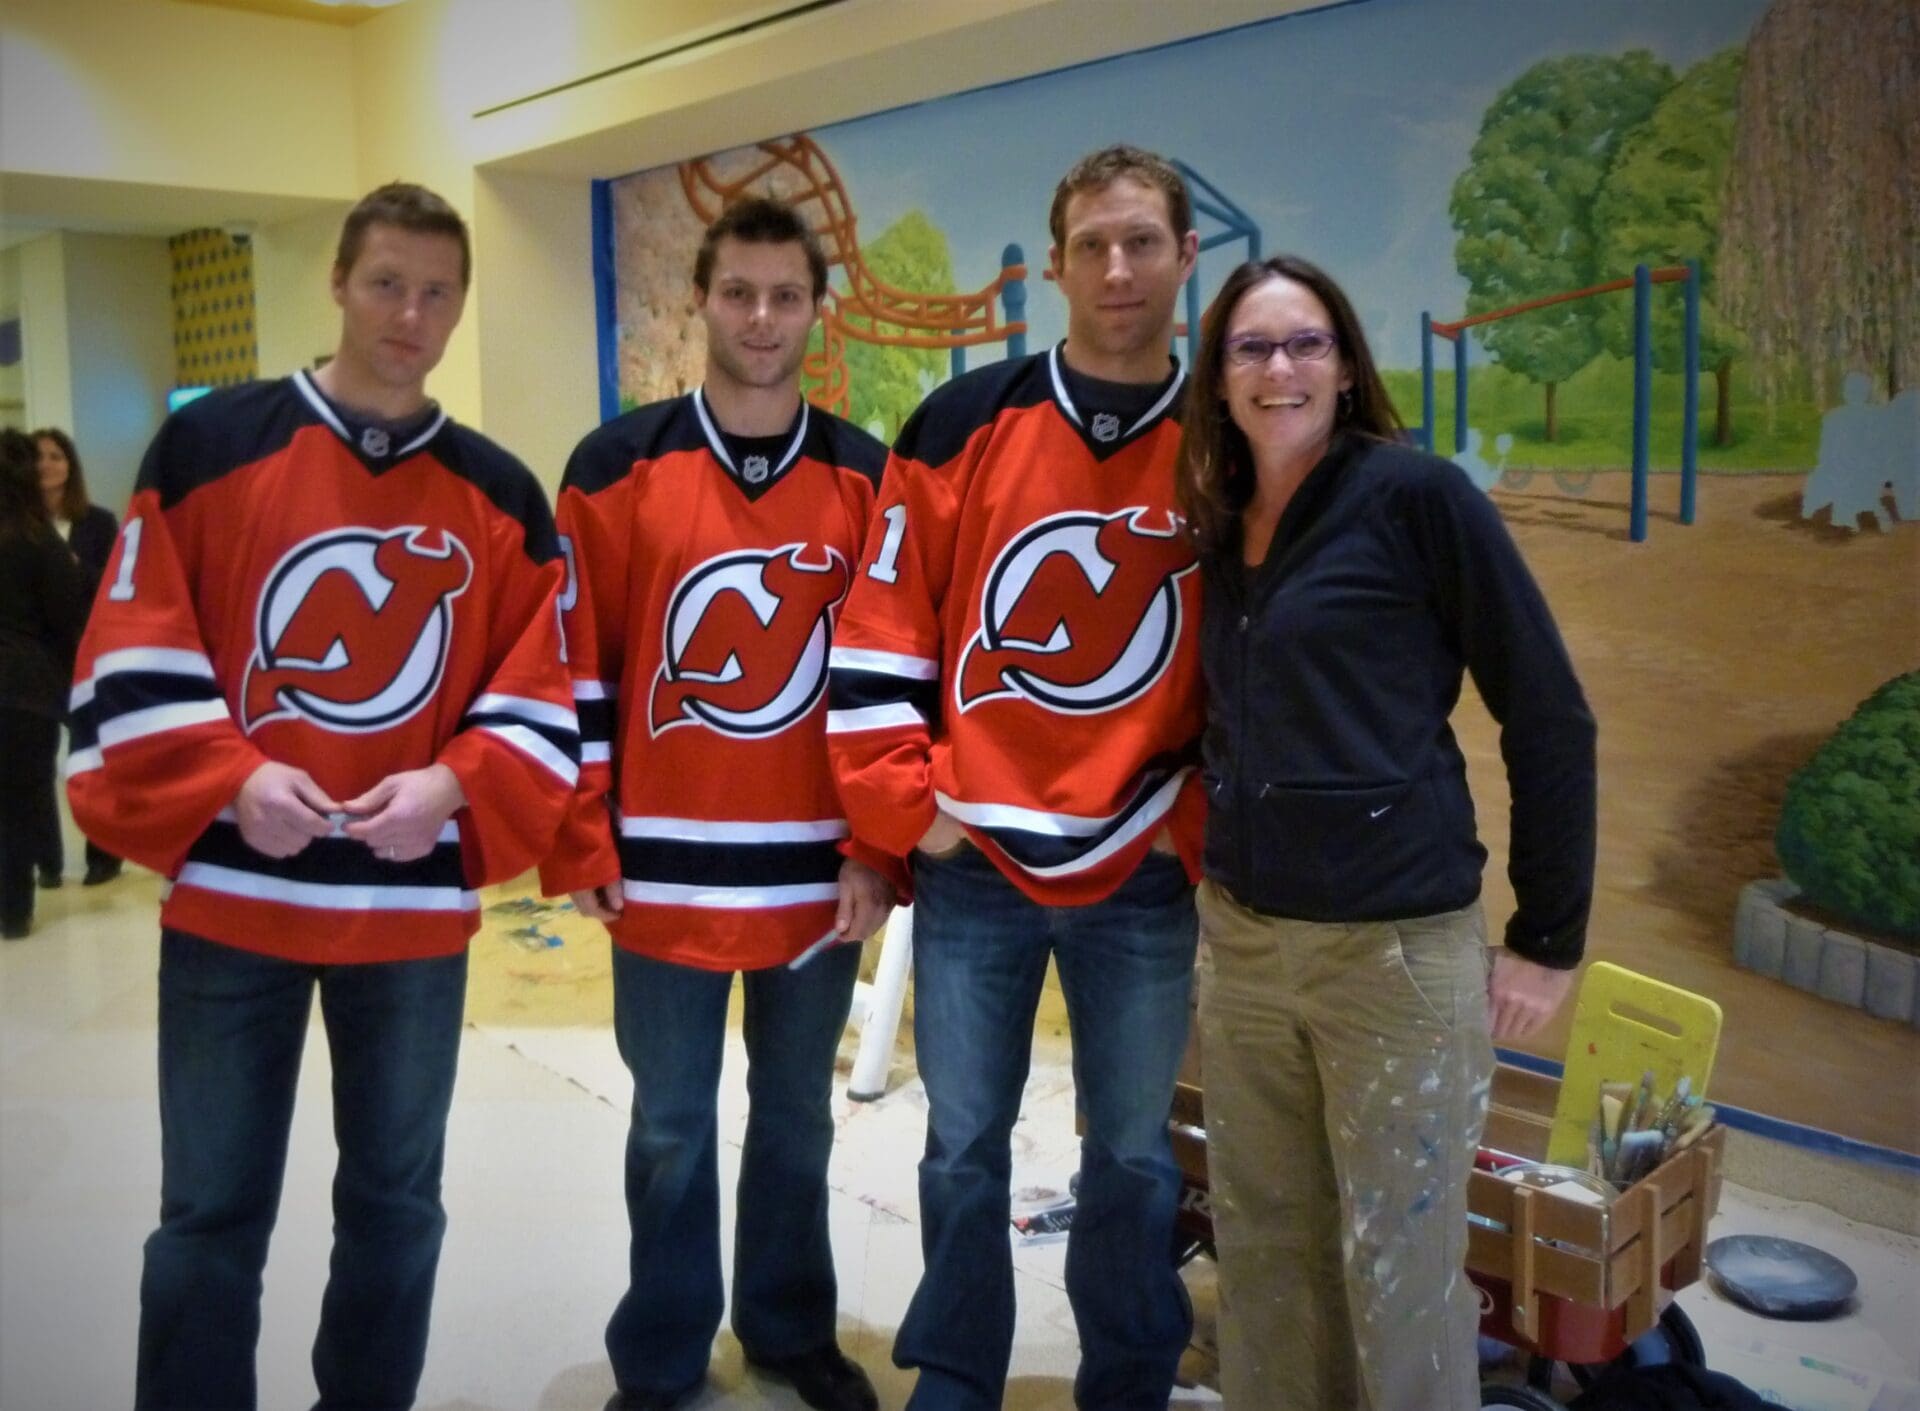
1196, 883, 1495, 1411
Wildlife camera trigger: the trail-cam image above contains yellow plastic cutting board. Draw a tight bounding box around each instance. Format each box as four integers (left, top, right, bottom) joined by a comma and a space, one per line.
1545, 961, 1723, 1167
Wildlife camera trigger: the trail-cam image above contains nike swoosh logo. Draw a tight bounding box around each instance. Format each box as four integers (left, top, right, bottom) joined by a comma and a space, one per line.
1369, 805, 1393, 819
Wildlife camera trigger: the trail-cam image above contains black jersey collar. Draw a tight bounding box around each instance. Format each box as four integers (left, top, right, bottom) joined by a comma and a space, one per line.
1045, 342, 1185, 458
692, 386, 810, 492
292, 369, 446, 469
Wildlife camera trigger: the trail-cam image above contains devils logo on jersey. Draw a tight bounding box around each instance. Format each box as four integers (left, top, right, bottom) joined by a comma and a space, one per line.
956, 508, 1195, 714
240, 526, 474, 733
650, 544, 851, 738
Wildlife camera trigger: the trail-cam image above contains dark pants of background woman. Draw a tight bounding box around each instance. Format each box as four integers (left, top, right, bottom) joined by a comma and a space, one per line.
1, 709, 61, 932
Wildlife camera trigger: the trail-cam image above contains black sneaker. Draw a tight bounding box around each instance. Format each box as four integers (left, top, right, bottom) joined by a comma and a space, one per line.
2, 916, 30, 941
602, 1380, 702, 1411
745, 1345, 878, 1411
36, 867, 62, 889
83, 858, 122, 886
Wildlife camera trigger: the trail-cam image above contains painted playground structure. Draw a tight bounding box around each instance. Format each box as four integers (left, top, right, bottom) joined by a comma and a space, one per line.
668, 136, 1262, 417
677, 134, 1030, 417
1421, 264, 1705, 543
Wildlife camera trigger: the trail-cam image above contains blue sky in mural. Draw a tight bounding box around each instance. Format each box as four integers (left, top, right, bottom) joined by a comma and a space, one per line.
808, 0, 1770, 367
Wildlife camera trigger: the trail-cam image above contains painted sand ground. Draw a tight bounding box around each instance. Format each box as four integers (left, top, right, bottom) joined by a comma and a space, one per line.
1459, 471, 1918, 1150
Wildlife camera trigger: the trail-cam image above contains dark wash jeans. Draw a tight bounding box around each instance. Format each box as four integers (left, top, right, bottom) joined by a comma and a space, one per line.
895, 847, 1198, 1411
135, 929, 467, 1411
605, 941, 863, 1396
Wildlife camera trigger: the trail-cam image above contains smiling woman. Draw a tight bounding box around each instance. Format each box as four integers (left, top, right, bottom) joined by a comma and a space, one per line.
1175, 254, 1598, 1411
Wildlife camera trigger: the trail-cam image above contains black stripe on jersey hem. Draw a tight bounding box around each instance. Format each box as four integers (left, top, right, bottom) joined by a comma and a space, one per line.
828, 667, 941, 722
187, 821, 466, 889
616, 837, 843, 890
460, 709, 582, 761
574, 698, 616, 747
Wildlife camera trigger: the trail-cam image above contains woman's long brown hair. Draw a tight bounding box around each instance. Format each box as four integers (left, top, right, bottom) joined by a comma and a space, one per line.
1175, 255, 1402, 561
32, 426, 91, 520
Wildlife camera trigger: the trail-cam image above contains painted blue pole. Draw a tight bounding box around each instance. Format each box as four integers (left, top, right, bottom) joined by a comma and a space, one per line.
590, 179, 621, 424
1420, 313, 1435, 453
950, 338, 966, 379
1453, 330, 1469, 454
1001, 243, 1026, 360
1631, 263, 1652, 543
1682, 258, 1701, 525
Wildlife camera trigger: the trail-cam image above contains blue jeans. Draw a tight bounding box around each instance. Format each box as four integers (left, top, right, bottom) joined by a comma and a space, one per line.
896, 848, 1197, 1411
135, 930, 467, 1411
606, 942, 862, 1395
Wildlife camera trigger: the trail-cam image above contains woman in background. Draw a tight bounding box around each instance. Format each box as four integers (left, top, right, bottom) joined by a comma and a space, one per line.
35, 427, 122, 886
0, 428, 89, 938
1175, 256, 1596, 1410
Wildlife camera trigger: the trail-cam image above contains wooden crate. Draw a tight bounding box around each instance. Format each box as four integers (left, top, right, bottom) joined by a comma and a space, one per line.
1471, 1063, 1725, 1347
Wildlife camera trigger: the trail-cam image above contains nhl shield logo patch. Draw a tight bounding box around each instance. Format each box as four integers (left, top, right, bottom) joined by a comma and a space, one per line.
1090, 412, 1121, 444
742, 454, 771, 484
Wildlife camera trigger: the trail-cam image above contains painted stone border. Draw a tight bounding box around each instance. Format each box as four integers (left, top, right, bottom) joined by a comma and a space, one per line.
1734, 878, 1920, 1026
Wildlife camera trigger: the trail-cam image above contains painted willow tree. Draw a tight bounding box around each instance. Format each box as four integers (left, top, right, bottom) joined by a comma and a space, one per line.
1450, 51, 1673, 441
1594, 48, 1746, 445
1717, 0, 1919, 403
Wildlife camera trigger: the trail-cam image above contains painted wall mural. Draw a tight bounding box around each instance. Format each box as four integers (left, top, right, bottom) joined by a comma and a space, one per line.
605, 0, 1920, 1149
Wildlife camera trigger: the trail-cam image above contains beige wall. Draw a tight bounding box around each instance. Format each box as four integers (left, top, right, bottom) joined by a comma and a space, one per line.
0, 247, 21, 431
0, 0, 355, 201
62, 232, 173, 515
253, 204, 350, 381
3, 0, 1306, 455
16, 234, 72, 438
472, 169, 597, 492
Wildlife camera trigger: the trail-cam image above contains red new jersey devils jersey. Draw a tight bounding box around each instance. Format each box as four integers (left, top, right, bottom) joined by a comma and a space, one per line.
828, 345, 1206, 906
66, 372, 579, 964
537, 390, 892, 971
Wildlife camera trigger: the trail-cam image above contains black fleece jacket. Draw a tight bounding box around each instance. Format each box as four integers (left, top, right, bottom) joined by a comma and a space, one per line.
1200, 432, 1596, 968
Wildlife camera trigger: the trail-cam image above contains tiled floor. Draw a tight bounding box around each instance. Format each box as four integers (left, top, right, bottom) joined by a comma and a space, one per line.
3, 869, 1916, 1410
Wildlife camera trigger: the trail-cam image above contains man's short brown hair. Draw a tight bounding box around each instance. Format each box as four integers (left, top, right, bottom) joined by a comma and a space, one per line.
1048, 145, 1193, 248
335, 182, 472, 288
692, 196, 830, 302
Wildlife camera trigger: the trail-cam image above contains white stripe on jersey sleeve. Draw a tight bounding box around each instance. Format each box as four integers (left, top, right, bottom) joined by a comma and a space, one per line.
828, 646, 940, 680
470, 692, 581, 733
474, 722, 581, 787
71, 646, 218, 710
826, 704, 926, 734
97, 700, 235, 750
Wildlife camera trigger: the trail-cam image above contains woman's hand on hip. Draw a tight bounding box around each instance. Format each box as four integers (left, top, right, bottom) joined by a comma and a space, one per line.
1487, 950, 1576, 1041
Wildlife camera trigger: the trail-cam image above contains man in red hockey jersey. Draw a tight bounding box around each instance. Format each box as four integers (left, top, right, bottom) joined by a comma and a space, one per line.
67, 184, 578, 1411
827, 147, 1205, 1410
541, 198, 893, 1411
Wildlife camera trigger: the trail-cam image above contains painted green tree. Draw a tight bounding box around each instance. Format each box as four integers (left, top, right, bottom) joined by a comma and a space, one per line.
1450, 51, 1674, 440
803, 210, 957, 442
1594, 48, 1747, 445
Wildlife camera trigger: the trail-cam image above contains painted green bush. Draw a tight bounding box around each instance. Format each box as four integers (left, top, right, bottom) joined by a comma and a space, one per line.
1776, 672, 1920, 939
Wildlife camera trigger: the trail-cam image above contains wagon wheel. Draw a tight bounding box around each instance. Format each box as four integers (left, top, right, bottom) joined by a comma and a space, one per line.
1551, 470, 1596, 495
1567, 1304, 1706, 1389
1480, 1382, 1568, 1409
1500, 467, 1536, 490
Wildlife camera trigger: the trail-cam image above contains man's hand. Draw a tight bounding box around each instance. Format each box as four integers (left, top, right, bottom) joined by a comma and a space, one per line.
915, 811, 967, 857
1488, 950, 1577, 1041
835, 858, 894, 942
571, 883, 624, 924
341, 764, 466, 863
234, 762, 340, 859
